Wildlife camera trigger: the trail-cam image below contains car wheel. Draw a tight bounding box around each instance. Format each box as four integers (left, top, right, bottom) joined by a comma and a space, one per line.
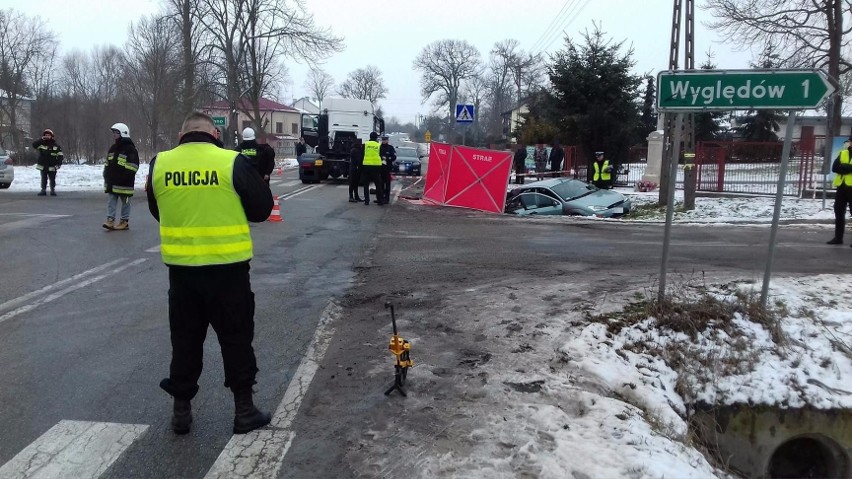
0, 183, 9, 189
301, 179, 311, 184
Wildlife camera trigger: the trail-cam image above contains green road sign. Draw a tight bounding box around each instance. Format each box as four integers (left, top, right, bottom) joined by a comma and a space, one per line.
657, 69, 835, 111
212, 116, 226, 126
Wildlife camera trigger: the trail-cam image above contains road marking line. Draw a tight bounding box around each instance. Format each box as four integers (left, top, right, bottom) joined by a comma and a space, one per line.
283, 180, 300, 187
145, 245, 160, 253
0, 420, 148, 479
204, 300, 341, 479
0, 258, 148, 325
278, 184, 320, 200
0, 259, 125, 314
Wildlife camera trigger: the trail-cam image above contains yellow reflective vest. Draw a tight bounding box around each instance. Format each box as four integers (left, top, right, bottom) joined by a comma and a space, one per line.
834, 150, 852, 187
362, 140, 382, 166
593, 160, 611, 181
152, 142, 252, 266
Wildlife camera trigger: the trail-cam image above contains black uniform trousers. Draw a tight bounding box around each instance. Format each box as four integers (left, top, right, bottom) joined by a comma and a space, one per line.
165, 262, 258, 400
834, 184, 852, 241
39, 169, 57, 191
362, 165, 384, 204
348, 168, 361, 200
381, 165, 391, 202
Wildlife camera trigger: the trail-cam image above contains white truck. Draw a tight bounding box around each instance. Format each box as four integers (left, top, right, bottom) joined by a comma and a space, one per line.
298, 97, 385, 183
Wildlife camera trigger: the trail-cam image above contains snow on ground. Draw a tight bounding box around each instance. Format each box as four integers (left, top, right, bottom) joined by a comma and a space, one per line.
2, 159, 299, 192
5, 162, 852, 477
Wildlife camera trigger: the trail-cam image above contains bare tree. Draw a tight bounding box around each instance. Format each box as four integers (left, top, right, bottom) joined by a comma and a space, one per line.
337, 65, 387, 104
196, 0, 343, 145
124, 14, 182, 156
705, 0, 852, 159
0, 8, 58, 150
412, 39, 483, 124
162, 0, 213, 119
304, 67, 334, 110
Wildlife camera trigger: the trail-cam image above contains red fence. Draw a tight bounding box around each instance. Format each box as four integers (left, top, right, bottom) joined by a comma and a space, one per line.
695, 140, 818, 196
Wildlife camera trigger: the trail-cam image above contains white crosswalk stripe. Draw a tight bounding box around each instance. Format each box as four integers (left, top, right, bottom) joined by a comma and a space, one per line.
0, 420, 148, 479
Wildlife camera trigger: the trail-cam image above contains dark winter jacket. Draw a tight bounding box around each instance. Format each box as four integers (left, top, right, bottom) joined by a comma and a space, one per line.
146, 132, 272, 225
379, 143, 396, 170
514, 147, 527, 173
296, 141, 307, 157
548, 145, 564, 172
33, 138, 64, 171
236, 140, 276, 180
104, 137, 140, 196
349, 144, 363, 173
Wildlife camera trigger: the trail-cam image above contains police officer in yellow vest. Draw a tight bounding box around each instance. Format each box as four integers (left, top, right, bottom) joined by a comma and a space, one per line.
145, 112, 273, 435
362, 131, 385, 205
592, 151, 613, 189
828, 137, 852, 245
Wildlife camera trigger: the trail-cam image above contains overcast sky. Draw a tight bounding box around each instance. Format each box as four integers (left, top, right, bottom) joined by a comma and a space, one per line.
7, 0, 754, 124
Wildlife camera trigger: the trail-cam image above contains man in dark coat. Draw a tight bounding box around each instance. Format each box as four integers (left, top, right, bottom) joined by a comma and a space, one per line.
102, 122, 140, 230
513, 144, 527, 184
146, 112, 273, 436
549, 141, 565, 177
236, 127, 275, 184
33, 128, 64, 196
295, 137, 307, 161
827, 137, 852, 245
349, 138, 363, 202
379, 134, 396, 203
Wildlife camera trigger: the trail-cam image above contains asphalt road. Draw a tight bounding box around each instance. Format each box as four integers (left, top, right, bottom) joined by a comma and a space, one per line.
0, 171, 385, 478
0, 164, 845, 478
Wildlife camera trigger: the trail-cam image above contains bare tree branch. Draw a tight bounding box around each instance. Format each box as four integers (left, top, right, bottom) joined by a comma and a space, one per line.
337, 65, 387, 105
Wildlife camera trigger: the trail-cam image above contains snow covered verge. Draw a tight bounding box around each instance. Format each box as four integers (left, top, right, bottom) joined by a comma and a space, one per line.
2, 159, 299, 192
360, 274, 852, 478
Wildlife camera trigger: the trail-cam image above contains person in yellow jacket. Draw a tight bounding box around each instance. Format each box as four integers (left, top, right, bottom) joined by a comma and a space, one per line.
591, 151, 613, 189
145, 112, 274, 435
828, 137, 852, 245
361, 131, 385, 205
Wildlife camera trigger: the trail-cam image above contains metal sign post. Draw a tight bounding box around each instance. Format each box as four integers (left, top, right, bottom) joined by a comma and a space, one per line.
760, 111, 797, 307
656, 68, 835, 305
659, 113, 684, 302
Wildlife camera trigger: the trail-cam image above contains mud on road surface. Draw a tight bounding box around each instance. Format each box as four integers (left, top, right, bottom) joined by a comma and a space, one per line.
278, 195, 675, 478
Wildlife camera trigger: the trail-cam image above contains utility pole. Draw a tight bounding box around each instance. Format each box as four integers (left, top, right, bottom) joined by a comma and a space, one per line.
659, 0, 695, 206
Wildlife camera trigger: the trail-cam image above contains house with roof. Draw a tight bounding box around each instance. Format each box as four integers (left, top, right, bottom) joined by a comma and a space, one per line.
501, 101, 529, 142
0, 90, 34, 151
202, 97, 303, 156
291, 97, 320, 114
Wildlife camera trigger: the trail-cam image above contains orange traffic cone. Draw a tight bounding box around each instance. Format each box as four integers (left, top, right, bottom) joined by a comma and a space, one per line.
276, 166, 283, 176
268, 195, 283, 222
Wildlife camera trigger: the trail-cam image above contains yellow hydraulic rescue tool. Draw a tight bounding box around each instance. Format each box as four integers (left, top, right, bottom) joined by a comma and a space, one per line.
384, 302, 413, 397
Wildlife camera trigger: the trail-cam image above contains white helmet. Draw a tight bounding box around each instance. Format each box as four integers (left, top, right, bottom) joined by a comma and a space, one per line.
242, 127, 255, 141
111, 123, 130, 138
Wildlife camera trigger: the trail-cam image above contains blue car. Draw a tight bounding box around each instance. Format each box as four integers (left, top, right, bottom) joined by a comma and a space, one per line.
505, 178, 631, 217
391, 147, 422, 176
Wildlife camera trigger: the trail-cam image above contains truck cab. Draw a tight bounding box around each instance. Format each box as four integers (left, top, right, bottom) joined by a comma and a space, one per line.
298, 98, 385, 183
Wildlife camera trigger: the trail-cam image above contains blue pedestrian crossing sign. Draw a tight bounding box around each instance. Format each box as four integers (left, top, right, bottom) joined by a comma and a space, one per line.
455, 104, 475, 123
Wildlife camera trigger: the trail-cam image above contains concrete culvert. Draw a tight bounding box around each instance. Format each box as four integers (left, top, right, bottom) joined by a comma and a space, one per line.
768, 435, 847, 479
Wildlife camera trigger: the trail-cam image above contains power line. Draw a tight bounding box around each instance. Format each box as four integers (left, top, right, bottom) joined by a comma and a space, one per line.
529, 0, 579, 53
536, 0, 593, 55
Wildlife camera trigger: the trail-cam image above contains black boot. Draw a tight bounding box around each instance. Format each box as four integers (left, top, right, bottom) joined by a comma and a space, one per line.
172, 399, 192, 435
160, 378, 194, 434
233, 388, 271, 434
37, 190, 46, 196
